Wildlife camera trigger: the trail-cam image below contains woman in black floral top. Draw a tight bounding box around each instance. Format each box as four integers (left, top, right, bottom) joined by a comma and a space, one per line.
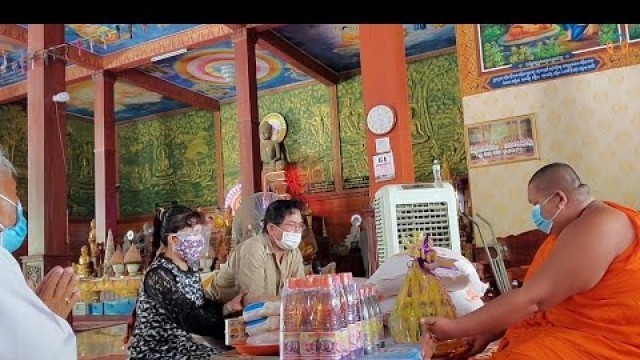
128, 205, 246, 360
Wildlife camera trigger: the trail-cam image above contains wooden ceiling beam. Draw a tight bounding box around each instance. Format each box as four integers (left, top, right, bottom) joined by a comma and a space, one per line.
103, 24, 233, 71
257, 30, 339, 86
248, 24, 286, 32
0, 65, 92, 104
118, 69, 220, 111
0, 24, 103, 71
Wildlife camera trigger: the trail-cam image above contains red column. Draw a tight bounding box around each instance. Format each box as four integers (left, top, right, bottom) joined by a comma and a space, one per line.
359, 24, 415, 197
232, 28, 262, 198
23, 24, 71, 280
93, 71, 118, 245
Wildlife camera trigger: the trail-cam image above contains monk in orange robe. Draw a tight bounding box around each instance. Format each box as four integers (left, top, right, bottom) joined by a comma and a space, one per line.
422, 162, 640, 359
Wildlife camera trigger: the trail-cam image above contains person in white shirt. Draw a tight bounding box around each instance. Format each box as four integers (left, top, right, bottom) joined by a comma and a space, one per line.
0, 147, 79, 359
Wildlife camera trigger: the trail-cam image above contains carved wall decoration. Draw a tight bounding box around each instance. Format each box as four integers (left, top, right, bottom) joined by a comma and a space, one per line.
0, 101, 95, 218
118, 109, 217, 217
338, 77, 369, 190
220, 104, 239, 195
407, 52, 467, 181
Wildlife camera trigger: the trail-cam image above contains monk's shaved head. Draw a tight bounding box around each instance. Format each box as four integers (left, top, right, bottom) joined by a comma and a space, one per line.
529, 163, 585, 194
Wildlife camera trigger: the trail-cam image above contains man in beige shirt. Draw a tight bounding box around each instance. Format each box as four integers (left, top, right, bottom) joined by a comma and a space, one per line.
210, 199, 305, 305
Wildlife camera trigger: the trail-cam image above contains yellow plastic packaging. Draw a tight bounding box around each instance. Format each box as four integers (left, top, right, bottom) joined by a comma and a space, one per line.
389, 231, 457, 344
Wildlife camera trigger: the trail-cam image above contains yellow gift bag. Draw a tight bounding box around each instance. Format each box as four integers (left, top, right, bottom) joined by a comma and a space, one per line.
389, 232, 456, 344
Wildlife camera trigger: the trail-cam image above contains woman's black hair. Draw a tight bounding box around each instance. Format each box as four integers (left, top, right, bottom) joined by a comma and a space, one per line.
149, 204, 204, 264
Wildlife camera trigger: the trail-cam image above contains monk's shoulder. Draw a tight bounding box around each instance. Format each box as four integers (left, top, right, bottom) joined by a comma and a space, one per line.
566, 202, 634, 251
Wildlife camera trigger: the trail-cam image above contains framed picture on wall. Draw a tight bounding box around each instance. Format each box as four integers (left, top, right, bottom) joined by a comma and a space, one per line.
465, 113, 539, 168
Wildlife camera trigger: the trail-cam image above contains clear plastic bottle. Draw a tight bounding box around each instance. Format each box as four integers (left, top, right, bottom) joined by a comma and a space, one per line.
432, 159, 442, 185
358, 286, 374, 355
338, 273, 358, 359
332, 275, 350, 360
369, 285, 385, 349
281, 278, 302, 360
300, 276, 318, 359
313, 275, 342, 359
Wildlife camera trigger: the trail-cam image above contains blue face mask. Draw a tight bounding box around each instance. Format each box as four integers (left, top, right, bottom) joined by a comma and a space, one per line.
0, 193, 28, 253
531, 193, 562, 234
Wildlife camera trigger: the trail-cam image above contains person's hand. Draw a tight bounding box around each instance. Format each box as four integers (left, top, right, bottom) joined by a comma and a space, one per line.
34, 266, 80, 319
420, 330, 436, 359
459, 333, 495, 358
421, 316, 459, 341
227, 290, 248, 313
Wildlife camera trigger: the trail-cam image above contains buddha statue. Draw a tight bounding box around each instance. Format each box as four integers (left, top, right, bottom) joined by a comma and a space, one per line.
259, 121, 287, 173
76, 245, 92, 278
88, 218, 97, 261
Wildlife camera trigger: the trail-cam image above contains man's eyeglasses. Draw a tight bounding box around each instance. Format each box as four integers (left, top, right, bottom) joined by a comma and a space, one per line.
279, 222, 306, 231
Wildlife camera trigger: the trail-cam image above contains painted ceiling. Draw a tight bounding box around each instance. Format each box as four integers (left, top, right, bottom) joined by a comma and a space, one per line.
0, 24, 457, 122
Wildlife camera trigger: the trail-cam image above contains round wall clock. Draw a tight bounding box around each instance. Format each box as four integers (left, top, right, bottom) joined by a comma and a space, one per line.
366, 104, 396, 135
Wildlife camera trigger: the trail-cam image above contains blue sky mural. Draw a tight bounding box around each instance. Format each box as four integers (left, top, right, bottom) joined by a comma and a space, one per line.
17, 24, 201, 55
0, 41, 28, 86
65, 80, 189, 122
138, 40, 313, 101
273, 24, 456, 73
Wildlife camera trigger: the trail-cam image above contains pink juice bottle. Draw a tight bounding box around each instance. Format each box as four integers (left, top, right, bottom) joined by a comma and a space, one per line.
313, 275, 342, 360
281, 278, 302, 360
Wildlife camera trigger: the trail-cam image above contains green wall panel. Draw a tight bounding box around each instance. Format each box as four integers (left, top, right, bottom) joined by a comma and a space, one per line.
408, 53, 467, 181
0, 102, 95, 218
118, 110, 216, 217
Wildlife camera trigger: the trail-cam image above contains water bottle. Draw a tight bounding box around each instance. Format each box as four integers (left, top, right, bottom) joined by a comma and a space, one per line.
432, 159, 442, 185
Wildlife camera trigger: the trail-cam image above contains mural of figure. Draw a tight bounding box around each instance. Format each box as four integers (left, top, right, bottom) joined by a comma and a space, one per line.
259, 121, 288, 173
156, 145, 170, 174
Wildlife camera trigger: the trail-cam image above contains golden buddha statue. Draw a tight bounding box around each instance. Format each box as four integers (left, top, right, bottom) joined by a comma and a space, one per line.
88, 218, 97, 260
76, 245, 92, 278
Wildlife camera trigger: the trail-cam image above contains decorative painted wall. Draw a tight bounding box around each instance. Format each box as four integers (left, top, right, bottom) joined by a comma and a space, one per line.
463, 64, 640, 239
338, 77, 368, 189
220, 104, 239, 195
66, 117, 95, 219
220, 84, 334, 197
118, 109, 217, 217
0, 101, 95, 218
408, 52, 466, 181
337, 52, 467, 187
259, 83, 333, 193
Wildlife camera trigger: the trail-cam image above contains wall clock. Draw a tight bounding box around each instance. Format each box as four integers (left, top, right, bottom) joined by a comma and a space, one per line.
366, 104, 396, 135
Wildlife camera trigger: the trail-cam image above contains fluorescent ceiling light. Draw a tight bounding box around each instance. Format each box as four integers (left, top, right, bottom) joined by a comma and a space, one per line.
151, 48, 187, 62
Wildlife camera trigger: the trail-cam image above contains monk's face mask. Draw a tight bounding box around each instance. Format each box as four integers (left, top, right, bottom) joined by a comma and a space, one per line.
532, 193, 564, 234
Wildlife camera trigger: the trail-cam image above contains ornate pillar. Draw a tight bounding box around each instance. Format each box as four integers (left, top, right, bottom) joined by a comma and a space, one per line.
22, 24, 72, 283
232, 28, 262, 198
93, 71, 118, 245
359, 24, 415, 197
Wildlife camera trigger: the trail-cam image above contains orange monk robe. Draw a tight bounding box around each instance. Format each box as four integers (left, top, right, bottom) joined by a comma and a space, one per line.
492, 202, 640, 359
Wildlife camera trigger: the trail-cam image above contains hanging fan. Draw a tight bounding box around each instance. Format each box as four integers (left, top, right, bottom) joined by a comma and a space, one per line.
230, 192, 280, 251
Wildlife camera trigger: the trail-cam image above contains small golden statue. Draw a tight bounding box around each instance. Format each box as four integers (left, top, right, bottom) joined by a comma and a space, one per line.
88, 218, 97, 260
75, 245, 92, 278
259, 121, 287, 172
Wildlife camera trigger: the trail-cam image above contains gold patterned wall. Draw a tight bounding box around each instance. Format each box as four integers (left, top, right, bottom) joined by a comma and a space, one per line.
464, 64, 640, 239
220, 83, 334, 196
67, 117, 95, 218
338, 77, 369, 189
0, 101, 95, 218
408, 52, 466, 181
118, 110, 217, 217
220, 104, 239, 195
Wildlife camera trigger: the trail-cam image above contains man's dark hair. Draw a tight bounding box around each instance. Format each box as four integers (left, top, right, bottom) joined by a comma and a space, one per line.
262, 199, 303, 232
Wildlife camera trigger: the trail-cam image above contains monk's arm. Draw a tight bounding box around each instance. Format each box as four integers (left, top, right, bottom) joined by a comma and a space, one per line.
449, 211, 630, 338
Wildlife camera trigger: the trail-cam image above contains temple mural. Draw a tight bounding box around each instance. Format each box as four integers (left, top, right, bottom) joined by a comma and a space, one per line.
118, 109, 217, 217
0, 101, 96, 218
220, 104, 239, 195
258, 84, 333, 194
338, 77, 369, 189
408, 52, 467, 181
220, 84, 334, 197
